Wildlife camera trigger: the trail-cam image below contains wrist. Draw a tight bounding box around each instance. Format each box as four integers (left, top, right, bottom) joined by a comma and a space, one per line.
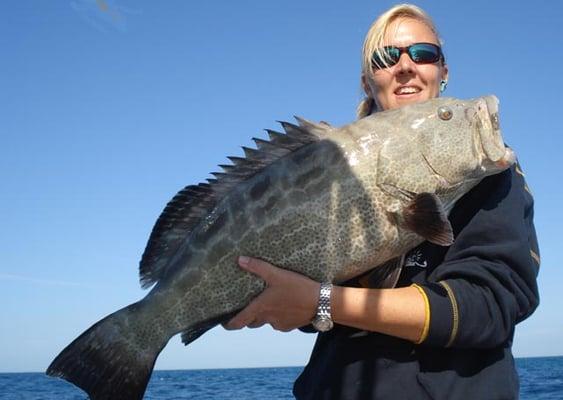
308, 281, 321, 318
311, 282, 334, 332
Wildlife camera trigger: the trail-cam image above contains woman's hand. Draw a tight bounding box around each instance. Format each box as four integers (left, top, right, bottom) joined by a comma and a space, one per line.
224, 256, 320, 332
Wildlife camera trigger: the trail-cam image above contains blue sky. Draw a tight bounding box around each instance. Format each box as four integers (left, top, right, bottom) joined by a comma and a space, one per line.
1, 0, 562, 373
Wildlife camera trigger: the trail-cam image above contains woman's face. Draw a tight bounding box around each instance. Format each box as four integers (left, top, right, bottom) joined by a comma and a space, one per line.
364, 18, 448, 112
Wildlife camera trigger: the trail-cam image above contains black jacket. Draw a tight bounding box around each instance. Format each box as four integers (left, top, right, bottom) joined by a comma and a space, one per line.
293, 163, 540, 400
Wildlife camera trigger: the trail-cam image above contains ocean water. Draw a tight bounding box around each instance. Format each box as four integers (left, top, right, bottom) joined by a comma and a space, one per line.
0, 357, 562, 399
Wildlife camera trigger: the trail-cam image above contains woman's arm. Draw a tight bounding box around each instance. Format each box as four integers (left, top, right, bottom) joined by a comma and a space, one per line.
225, 256, 427, 343
413, 164, 540, 348
332, 285, 426, 342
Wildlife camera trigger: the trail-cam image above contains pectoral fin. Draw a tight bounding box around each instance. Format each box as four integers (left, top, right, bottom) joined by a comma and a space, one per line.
403, 193, 454, 246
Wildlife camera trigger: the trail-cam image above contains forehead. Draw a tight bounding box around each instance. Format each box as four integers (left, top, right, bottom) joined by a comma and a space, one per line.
383, 18, 439, 47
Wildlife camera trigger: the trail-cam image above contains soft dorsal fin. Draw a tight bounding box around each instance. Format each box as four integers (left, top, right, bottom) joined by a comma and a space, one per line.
139, 118, 329, 289
139, 183, 215, 288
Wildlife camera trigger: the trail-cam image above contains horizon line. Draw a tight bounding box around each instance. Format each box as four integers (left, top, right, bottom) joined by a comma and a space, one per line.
2, 355, 563, 374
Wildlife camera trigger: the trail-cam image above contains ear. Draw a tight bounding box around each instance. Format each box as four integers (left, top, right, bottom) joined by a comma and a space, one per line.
441, 63, 449, 84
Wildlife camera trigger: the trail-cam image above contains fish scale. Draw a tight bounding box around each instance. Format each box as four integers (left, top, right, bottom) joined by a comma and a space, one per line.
47, 96, 515, 400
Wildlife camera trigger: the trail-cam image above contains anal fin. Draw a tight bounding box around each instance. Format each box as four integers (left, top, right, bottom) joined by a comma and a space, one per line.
181, 311, 240, 346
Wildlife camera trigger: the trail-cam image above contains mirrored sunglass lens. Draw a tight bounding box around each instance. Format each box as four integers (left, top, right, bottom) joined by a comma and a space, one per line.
384, 46, 401, 61
372, 47, 400, 68
409, 44, 440, 63
371, 53, 385, 68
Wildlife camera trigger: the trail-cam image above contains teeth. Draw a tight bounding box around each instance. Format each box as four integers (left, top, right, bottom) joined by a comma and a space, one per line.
397, 87, 419, 94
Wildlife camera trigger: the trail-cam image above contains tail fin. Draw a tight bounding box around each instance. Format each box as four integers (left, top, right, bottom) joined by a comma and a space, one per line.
46, 302, 166, 400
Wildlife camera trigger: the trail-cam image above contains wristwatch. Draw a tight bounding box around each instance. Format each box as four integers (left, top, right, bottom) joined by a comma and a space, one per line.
311, 282, 334, 332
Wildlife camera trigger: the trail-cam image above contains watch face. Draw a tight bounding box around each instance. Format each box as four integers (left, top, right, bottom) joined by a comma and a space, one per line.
313, 317, 334, 332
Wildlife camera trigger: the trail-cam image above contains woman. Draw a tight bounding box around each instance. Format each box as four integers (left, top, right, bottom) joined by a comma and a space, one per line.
226, 4, 539, 399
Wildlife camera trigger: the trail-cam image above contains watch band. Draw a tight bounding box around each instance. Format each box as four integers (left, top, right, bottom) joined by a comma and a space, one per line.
312, 282, 333, 332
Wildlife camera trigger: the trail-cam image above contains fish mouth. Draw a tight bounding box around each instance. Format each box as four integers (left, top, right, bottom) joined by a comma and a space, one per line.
493, 146, 515, 170
474, 95, 514, 171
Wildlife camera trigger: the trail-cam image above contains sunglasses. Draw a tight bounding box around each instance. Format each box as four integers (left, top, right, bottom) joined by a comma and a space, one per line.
371, 42, 443, 69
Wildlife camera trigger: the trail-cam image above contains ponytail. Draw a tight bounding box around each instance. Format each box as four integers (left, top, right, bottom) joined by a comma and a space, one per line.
356, 96, 376, 119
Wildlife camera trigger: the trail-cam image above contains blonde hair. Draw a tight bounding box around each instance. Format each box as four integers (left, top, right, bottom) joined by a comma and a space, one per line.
356, 4, 444, 118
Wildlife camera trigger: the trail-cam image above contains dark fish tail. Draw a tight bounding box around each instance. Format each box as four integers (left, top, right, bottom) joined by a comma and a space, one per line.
46, 302, 167, 400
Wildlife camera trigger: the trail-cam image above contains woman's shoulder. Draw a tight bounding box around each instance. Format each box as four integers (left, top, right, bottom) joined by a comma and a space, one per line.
450, 160, 533, 221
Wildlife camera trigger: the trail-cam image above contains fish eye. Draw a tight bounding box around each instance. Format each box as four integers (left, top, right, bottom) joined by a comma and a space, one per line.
437, 106, 453, 121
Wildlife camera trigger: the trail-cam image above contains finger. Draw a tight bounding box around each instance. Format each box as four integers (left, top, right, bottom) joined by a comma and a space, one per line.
224, 312, 250, 330
247, 319, 266, 329
224, 301, 260, 330
225, 312, 253, 330
270, 320, 293, 333
238, 256, 278, 283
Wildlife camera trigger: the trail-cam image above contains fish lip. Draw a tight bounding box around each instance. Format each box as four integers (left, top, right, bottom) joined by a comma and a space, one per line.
495, 147, 515, 169
482, 96, 500, 131
474, 95, 507, 163
476, 96, 494, 131
481, 95, 502, 135
483, 95, 499, 115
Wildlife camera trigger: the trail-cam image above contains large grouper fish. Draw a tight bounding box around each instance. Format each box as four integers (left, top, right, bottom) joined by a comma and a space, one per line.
47, 95, 515, 399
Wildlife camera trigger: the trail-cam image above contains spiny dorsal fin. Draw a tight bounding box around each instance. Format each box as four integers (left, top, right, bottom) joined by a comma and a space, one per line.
294, 116, 334, 138
265, 129, 304, 150
139, 119, 325, 288
279, 120, 319, 143
253, 138, 292, 157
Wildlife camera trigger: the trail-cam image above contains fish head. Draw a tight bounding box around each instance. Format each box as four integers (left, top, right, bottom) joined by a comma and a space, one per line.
373, 95, 515, 215
411, 95, 514, 186
370, 96, 516, 245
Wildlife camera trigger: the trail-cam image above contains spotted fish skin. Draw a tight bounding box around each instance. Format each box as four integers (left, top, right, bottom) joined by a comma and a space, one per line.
47, 96, 515, 400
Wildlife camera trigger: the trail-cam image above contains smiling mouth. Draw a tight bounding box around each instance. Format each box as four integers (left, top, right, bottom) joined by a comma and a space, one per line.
394, 86, 421, 95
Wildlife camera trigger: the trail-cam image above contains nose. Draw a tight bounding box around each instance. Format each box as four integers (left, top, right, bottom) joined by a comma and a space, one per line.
396, 52, 415, 74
